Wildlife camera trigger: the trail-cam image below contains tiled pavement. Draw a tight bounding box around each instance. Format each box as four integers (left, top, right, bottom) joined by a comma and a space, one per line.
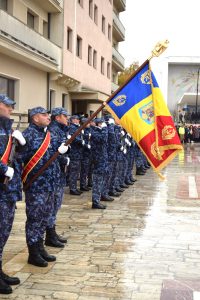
1, 143, 200, 300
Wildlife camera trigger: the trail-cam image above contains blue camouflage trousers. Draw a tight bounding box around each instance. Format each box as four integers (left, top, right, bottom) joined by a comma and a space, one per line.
92, 173, 104, 204
25, 192, 54, 245
102, 161, 115, 197
115, 159, 128, 187
80, 157, 91, 188
0, 200, 16, 261
69, 160, 81, 191
126, 151, 135, 181
47, 187, 64, 229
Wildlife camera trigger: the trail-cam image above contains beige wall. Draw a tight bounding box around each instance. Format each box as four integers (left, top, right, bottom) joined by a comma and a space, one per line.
63, 0, 112, 95
0, 53, 47, 113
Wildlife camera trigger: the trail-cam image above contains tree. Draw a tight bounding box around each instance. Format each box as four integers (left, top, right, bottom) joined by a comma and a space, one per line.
118, 61, 139, 86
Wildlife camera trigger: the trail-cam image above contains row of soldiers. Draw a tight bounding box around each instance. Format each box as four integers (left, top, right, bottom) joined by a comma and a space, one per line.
0, 94, 150, 294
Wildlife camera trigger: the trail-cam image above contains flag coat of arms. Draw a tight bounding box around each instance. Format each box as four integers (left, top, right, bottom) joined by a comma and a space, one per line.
106, 62, 182, 172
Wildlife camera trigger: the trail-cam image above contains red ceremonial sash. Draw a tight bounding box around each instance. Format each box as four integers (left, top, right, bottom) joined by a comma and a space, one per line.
0, 135, 12, 165
22, 131, 51, 183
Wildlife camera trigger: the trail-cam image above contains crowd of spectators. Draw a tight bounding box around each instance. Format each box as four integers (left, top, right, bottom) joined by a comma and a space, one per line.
176, 123, 200, 143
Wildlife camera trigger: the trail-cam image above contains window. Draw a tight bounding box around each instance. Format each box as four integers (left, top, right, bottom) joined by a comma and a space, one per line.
43, 21, 48, 38
76, 35, 82, 58
27, 11, 35, 29
0, 76, 15, 100
94, 4, 98, 25
78, 0, 83, 7
49, 90, 55, 111
108, 24, 111, 41
88, 45, 92, 65
102, 15, 105, 34
101, 57, 105, 75
93, 50, 97, 68
89, 0, 93, 18
62, 94, 68, 109
0, 0, 7, 11
67, 27, 73, 52
107, 62, 111, 78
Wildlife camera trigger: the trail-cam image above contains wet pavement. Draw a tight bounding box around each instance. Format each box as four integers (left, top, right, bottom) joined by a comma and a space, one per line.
2, 143, 200, 300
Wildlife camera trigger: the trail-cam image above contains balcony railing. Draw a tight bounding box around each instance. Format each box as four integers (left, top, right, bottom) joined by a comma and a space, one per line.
112, 47, 125, 69
113, 0, 126, 12
34, 0, 63, 12
111, 81, 119, 92
113, 11, 125, 41
0, 10, 61, 70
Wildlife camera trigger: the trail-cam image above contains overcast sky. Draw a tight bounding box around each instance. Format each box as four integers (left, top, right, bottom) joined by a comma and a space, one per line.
119, 0, 200, 67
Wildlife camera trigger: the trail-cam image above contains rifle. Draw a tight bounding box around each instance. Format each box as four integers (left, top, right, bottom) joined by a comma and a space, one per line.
3, 115, 22, 186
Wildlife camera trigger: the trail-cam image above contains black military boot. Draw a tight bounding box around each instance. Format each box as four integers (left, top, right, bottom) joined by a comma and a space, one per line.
38, 239, 56, 262
80, 186, 90, 191
125, 180, 134, 185
108, 191, 121, 197
120, 184, 129, 188
0, 262, 12, 294
115, 187, 124, 192
28, 243, 48, 267
136, 167, 145, 175
52, 225, 67, 244
45, 228, 65, 248
101, 195, 114, 201
0, 260, 20, 286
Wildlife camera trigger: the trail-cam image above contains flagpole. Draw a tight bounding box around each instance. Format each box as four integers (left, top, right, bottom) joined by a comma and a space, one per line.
23, 40, 169, 190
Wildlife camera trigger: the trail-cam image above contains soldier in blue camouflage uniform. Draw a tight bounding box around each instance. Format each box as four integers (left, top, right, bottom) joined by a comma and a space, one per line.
46, 107, 70, 248
21, 107, 69, 267
125, 135, 137, 184
0, 94, 26, 294
68, 115, 83, 195
134, 144, 147, 175
91, 118, 108, 209
80, 118, 92, 191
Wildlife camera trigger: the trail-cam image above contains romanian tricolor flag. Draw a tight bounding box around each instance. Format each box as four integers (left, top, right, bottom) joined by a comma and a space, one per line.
106, 61, 182, 173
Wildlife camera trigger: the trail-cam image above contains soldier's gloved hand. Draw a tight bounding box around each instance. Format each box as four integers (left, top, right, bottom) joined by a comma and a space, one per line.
5, 166, 14, 181
12, 130, 26, 146
88, 133, 91, 137
128, 141, 131, 146
87, 144, 91, 149
101, 122, 107, 127
81, 129, 85, 134
66, 157, 70, 166
58, 143, 69, 154
125, 138, 129, 144
82, 140, 85, 146
123, 148, 127, 154
120, 146, 124, 151
67, 134, 71, 139
121, 130, 125, 136
108, 118, 115, 124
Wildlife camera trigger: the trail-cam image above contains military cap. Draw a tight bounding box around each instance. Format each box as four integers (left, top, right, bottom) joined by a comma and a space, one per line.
51, 107, 70, 116
29, 106, 49, 118
94, 117, 104, 124
81, 117, 88, 123
70, 115, 80, 121
0, 94, 16, 106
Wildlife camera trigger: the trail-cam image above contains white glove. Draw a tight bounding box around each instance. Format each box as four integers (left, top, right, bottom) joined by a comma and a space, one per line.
81, 129, 84, 134
87, 144, 91, 149
66, 157, 70, 166
123, 148, 127, 154
128, 141, 131, 146
58, 143, 69, 154
5, 166, 14, 181
12, 130, 26, 146
121, 130, 125, 136
108, 118, 115, 124
125, 138, 129, 144
127, 133, 131, 137
67, 134, 71, 139
88, 133, 91, 138
120, 146, 124, 151
82, 140, 85, 146
101, 122, 107, 128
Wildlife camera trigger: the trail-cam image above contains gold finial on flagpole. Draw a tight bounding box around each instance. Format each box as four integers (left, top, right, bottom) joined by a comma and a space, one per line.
149, 40, 169, 60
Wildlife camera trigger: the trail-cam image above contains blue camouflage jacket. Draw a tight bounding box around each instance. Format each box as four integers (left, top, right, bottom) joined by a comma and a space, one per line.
21, 123, 61, 193
106, 124, 117, 162
91, 126, 108, 163
48, 120, 70, 187
68, 123, 83, 160
0, 116, 22, 202
82, 127, 92, 159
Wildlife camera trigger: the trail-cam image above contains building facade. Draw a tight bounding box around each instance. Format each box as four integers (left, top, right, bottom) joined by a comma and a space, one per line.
0, 0, 125, 122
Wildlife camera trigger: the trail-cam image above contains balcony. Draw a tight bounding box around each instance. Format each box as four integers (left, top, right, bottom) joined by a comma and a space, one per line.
113, 0, 126, 12
112, 47, 125, 71
113, 11, 125, 42
112, 81, 119, 92
34, 0, 63, 12
0, 10, 61, 71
